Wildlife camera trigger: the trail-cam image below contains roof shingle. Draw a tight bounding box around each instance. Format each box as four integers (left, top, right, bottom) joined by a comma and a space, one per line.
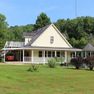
83, 43, 94, 51
24, 24, 50, 46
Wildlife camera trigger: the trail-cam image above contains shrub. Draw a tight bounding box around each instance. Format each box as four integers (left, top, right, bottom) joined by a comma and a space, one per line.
6, 51, 14, 56
0, 55, 4, 63
70, 57, 83, 69
55, 57, 65, 65
60, 63, 68, 66
27, 64, 39, 72
84, 56, 94, 70
48, 58, 56, 68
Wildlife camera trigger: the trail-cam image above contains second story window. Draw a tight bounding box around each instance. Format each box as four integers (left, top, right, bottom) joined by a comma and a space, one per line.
50, 36, 54, 44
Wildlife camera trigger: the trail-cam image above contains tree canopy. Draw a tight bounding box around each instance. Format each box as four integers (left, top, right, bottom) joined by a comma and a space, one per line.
0, 13, 94, 49
0, 13, 8, 49
33, 12, 51, 30
55, 16, 94, 48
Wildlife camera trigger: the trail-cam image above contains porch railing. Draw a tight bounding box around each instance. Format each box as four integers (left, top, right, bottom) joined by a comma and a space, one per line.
24, 57, 49, 63
24, 57, 32, 62
24, 56, 69, 63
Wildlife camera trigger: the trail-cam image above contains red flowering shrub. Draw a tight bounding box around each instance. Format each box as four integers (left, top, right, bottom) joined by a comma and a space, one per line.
84, 56, 94, 70
70, 57, 83, 69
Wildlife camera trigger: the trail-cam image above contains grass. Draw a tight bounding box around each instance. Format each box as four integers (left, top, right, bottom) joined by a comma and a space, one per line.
0, 65, 93, 94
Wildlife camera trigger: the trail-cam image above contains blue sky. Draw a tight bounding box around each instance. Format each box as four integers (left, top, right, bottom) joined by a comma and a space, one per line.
0, 0, 94, 26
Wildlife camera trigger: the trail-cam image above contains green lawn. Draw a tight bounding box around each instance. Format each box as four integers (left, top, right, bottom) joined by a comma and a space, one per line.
0, 65, 94, 94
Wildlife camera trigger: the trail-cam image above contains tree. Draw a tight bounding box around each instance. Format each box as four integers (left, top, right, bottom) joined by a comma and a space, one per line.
33, 12, 51, 30
55, 16, 94, 48
55, 19, 66, 32
22, 24, 34, 32
9, 24, 34, 41
9, 26, 23, 41
0, 13, 8, 49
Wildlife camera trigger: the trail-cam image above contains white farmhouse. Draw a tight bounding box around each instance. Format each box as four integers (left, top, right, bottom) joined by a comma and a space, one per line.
4, 24, 81, 64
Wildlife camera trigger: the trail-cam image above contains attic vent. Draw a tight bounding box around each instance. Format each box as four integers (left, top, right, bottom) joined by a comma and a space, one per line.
50, 36, 54, 44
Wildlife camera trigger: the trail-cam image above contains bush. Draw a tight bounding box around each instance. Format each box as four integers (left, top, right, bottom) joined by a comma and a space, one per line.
70, 57, 83, 69
6, 51, 14, 56
84, 56, 94, 70
48, 58, 56, 68
27, 64, 39, 72
0, 55, 4, 63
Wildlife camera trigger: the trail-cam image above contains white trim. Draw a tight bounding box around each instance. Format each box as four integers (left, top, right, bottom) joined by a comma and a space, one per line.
51, 24, 72, 48
65, 51, 67, 63
4, 47, 82, 52
55, 51, 57, 57
75, 51, 77, 57
4, 50, 5, 63
31, 50, 34, 63
43, 50, 45, 63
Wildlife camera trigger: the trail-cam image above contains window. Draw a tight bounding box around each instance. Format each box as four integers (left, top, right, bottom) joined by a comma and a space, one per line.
39, 51, 42, 57
25, 50, 30, 56
45, 51, 47, 57
50, 36, 54, 44
48, 51, 51, 57
71, 52, 75, 58
52, 51, 55, 57
61, 52, 64, 57
57, 52, 60, 57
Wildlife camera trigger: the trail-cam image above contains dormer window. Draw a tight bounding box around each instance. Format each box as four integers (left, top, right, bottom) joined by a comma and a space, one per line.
50, 36, 54, 44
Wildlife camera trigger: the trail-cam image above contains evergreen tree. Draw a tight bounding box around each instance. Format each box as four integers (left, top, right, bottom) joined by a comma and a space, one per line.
33, 12, 51, 30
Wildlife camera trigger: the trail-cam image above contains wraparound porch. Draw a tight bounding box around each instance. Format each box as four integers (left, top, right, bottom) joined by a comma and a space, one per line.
3, 47, 82, 64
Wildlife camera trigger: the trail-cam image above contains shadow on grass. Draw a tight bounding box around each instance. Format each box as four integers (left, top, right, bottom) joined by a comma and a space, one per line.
64, 66, 94, 71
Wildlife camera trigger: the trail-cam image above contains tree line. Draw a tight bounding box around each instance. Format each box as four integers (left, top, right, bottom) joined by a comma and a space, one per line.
0, 12, 94, 49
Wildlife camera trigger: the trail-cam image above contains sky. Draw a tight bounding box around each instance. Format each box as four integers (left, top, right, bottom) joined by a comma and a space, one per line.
0, 0, 94, 26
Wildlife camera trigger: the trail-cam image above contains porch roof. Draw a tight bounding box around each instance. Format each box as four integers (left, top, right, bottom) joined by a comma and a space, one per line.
4, 41, 24, 48
3, 46, 82, 51
83, 43, 94, 51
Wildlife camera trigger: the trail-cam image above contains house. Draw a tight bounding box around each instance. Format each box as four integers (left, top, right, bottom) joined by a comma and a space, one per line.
3, 24, 81, 64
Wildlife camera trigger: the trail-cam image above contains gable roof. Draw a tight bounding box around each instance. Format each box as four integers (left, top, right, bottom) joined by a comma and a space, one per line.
23, 24, 50, 46
24, 24, 72, 48
23, 24, 50, 37
83, 43, 94, 51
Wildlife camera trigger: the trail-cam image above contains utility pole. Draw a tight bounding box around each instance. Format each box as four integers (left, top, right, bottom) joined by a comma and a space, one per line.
75, 0, 77, 17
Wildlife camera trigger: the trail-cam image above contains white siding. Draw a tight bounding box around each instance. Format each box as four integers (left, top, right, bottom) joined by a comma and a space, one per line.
31, 25, 71, 48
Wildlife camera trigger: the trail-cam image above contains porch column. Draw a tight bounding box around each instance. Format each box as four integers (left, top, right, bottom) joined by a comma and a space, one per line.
20, 50, 21, 61
55, 51, 57, 57
4, 50, 6, 63
65, 51, 67, 63
85, 51, 87, 58
43, 50, 45, 63
81, 52, 83, 58
72, 52, 74, 58
75, 51, 77, 57
90, 52, 91, 57
23, 50, 24, 62
31, 50, 34, 63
